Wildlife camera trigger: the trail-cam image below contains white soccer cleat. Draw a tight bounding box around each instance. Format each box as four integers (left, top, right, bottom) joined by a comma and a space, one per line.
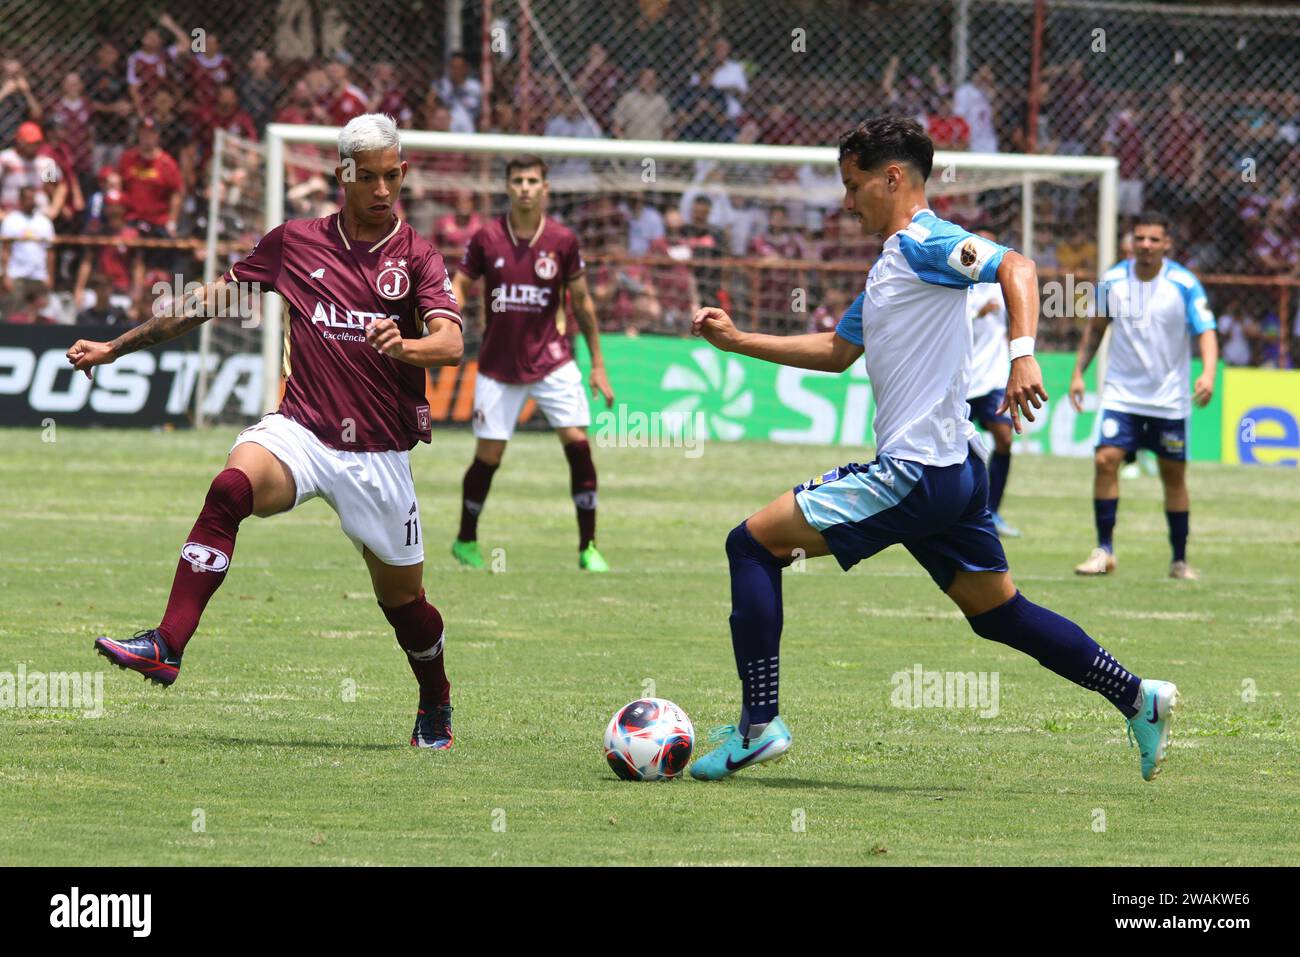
1169, 560, 1200, 580
1074, 547, 1116, 576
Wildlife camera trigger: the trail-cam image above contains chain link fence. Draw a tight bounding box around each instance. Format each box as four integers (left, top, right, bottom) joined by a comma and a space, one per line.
1, 0, 1297, 366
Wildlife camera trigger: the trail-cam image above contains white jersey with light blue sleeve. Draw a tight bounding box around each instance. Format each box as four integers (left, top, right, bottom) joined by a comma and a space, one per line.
835, 208, 1010, 466
1099, 258, 1215, 420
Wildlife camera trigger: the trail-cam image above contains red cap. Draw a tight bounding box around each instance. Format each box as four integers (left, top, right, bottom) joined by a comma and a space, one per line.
16, 121, 43, 144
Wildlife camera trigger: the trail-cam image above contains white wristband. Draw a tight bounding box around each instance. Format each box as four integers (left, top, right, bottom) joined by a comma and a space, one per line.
1009, 336, 1035, 360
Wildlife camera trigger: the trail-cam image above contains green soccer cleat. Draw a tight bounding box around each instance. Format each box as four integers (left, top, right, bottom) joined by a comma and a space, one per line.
451, 539, 485, 569
1126, 678, 1180, 782
579, 543, 610, 572
689, 716, 792, 781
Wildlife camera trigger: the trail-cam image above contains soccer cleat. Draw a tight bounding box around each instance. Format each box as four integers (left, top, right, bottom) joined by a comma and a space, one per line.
451, 539, 485, 569
1169, 560, 1200, 580
991, 512, 1022, 538
689, 716, 792, 781
1126, 679, 1180, 781
411, 703, 454, 749
1075, 547, 1116, 576
579, 543, 610, 573
94, 629, 181, 686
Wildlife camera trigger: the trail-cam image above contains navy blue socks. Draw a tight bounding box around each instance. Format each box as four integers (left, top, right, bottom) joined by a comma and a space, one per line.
988, 450, 1011, 513
1094, 497, 1118, 553
726, 522, 789, 733
967, 591, 1142, 717
1166, 510, 1189, 563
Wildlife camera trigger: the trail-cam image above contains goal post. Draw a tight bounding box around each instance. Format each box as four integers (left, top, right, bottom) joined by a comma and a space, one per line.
252, 123, 1119, 417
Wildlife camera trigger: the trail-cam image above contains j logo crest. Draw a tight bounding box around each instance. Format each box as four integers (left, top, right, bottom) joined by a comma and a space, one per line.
534, 251, 558, 280
377, 259, 410, 299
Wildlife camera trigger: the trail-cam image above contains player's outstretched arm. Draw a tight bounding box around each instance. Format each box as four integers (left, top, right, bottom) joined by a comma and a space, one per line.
691, 306, 862, 373
995, 251, 1049, 432
366, 315, 464, 368
66, 276, 232, 380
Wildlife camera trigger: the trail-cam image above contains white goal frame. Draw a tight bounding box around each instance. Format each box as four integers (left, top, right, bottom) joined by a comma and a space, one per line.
257, 124, 1118, 415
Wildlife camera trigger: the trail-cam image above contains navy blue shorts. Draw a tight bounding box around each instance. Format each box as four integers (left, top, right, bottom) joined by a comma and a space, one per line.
967, 389, 1012, 427
1097, 408, 1187, 461
793, 451, 1009, 591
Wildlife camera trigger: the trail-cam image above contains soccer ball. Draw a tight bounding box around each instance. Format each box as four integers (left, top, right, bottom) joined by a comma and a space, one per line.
603, 698, 694, 781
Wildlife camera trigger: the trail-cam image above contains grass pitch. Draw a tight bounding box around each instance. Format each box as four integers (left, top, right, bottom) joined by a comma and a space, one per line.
1, 426, 1297, 865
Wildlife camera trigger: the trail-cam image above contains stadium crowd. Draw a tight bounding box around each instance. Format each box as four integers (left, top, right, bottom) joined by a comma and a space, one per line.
0, 4, 1297, 365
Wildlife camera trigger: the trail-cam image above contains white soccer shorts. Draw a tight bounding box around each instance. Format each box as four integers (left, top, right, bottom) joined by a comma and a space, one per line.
472, 359, 592, 440
231, 413, 424, 566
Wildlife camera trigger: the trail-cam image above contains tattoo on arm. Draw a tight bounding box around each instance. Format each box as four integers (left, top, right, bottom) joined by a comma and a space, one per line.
111, 286, 217, 356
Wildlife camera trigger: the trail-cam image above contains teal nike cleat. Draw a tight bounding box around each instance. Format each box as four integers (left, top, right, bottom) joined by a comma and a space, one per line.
1126, 679, 1180, 781
689, 716, 792, 781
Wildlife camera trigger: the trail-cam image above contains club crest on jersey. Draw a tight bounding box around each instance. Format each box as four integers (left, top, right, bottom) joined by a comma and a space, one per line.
534, 250, 558, 280
376, 259, 410, 299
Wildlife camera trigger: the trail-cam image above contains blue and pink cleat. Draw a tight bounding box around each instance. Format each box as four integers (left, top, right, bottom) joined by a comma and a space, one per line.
94, 629, 182, 686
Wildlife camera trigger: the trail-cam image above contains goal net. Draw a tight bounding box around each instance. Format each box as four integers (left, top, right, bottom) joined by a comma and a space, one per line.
203, 127, 1117, 424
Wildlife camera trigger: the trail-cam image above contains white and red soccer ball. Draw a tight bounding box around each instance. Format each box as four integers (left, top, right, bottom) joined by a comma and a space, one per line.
603, 698, 694, 781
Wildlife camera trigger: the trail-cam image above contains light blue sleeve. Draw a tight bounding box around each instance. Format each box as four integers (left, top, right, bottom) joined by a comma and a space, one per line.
834, 291, 865, 346
1181, 274, 1216, 334
897, 217, 1010, 289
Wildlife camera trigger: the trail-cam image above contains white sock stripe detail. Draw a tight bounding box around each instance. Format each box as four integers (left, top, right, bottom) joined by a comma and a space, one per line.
407, 632, 445, 661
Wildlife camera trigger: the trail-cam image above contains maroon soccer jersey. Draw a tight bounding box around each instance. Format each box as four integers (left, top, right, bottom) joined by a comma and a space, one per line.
223, 213, 462, 452
459, 215, 584, 384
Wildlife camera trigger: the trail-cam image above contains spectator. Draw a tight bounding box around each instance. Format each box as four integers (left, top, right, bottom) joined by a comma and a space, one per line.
592, 239, 659, 333
276, 80, 329, 127
197, 85, 258, 151
119, 117, 183, 266
85, 42, 132, 170
1216, 299, 1254, 366
84, 167, 123, 232
161, 14, 233, 114
1102, 101, 1146, 217
576, 44, 623, 133
927, 96, 970, 151
612, 69, 672, 141
613, 0, 681, 83
5, 284, 55, 324
749, 206, 812, 332
679, 194, 726, 303
1146, 85, 1205, 218
483, 99, 517, 135
1, 186, 55, 316
0, 122, 64, 217
647, 208, 701, 329
325, 55, 369, 126
759, 102, 809, 146
1250, 201, 1299, 274
702, 38, 747, 122
39, 117, 85, 234
432, 190, 483, 271
543, 100, 602, 179
0, 59, 43, 147
620, 193, 665, 255
1044, 60, 1091, 154
73, 190, 142, 308
75, 274, 132, 326
677, 83, 730, 142
150, 87, 194, 181
808, 284, 850, 334
48, 73, 94, 184
126, 27, 178, 117
239, 51, 281, 134
434, 51, 482, 131
369, 61, 413, 128
1056, 226, 1097, 276
953, 64, 998, 153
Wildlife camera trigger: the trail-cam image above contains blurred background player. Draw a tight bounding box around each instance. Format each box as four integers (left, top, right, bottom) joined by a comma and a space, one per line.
687, 118, 1179, 784
65, 114, 466, 750
450, 154, 615, 572
1070, 210, 1217, 579
964, 226, 1020, 537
